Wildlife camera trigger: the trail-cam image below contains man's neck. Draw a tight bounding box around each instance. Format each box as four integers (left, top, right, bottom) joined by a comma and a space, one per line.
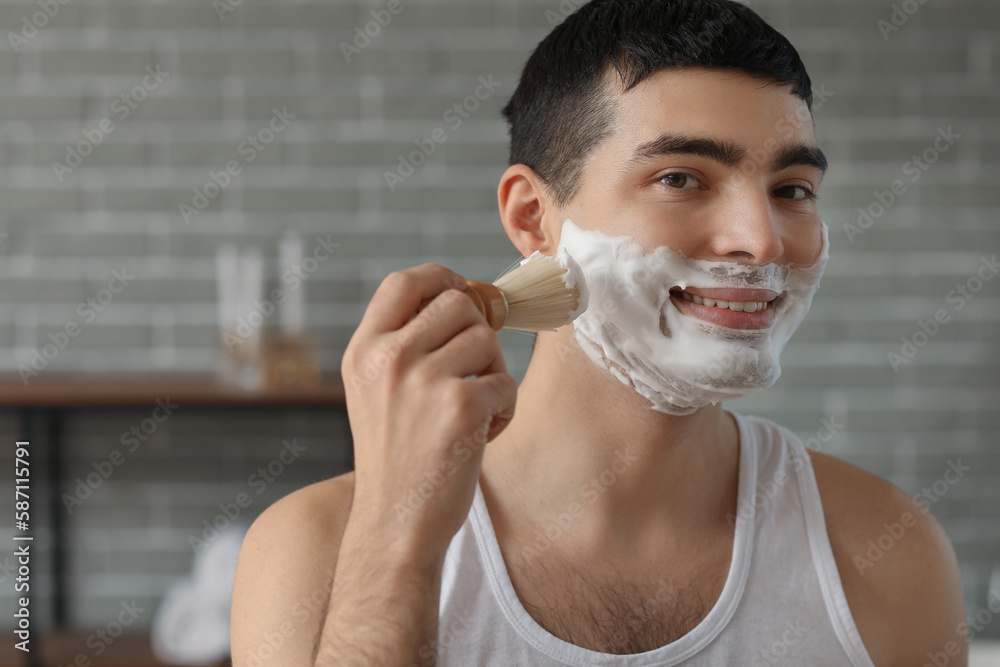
481, 328, 741, 561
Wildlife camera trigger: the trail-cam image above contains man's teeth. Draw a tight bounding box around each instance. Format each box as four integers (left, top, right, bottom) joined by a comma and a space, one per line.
677, 292, 769, 313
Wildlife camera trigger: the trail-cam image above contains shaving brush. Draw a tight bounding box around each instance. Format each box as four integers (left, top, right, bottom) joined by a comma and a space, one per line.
420, 251, 583, 332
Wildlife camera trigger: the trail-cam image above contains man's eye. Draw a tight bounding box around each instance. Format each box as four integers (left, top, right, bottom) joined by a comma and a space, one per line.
774, 184, 818, 201
659, 172, 699, 189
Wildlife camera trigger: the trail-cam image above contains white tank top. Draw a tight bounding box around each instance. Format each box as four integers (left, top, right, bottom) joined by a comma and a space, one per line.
434, 410, 876, 666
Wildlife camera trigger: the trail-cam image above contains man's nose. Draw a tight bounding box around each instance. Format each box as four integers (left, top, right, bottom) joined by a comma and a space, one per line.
706, 187, 783, 265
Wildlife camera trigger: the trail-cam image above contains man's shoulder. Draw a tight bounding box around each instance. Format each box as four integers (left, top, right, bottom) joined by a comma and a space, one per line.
807, 450, 967, 666
244, 470, 355, 553
231, 471, 355, 667
805, 448, 954, 579
267, 470, 355, 527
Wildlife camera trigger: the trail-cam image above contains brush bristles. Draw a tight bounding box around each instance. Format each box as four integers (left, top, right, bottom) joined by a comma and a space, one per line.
492, 255, 581, 332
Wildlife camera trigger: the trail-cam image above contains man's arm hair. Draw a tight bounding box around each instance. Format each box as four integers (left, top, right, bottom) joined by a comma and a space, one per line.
231, 471, 446, 666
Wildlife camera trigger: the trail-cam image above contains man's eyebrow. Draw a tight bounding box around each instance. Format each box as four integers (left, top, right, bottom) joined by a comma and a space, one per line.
624, 132, 828, 176
772, 143, 828, 175
626, 133, 745, 169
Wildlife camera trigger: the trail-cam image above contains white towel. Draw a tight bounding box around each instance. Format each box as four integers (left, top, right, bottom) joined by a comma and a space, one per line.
151, 522, 248, 665
192, 525, 245, 602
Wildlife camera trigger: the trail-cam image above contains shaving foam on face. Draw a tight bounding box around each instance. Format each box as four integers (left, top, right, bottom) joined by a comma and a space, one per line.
555, 218, 829, 415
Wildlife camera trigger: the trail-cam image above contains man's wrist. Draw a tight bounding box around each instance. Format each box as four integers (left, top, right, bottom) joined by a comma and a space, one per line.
338, 510, 448, 581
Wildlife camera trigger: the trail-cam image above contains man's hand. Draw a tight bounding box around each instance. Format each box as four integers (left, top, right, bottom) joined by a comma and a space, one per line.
315, 264, 517, 665
341, 264, 516, 563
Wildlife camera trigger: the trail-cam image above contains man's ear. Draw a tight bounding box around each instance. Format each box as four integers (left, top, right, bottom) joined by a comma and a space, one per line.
497, 164, 560, 258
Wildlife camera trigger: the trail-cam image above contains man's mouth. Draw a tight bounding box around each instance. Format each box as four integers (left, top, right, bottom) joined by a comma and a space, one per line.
668, 287, 781, 330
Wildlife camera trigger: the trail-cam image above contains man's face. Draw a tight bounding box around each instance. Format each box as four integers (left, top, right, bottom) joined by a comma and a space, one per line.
519, 66, 829, 414
551, 66, 827, 270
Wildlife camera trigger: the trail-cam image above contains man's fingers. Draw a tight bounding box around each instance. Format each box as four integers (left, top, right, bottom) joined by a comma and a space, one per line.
402, 288, 488, 355
430, 322, 508, 380
359, 264, 467, 336
468, 372, 518, 445
429, 323, 516, 444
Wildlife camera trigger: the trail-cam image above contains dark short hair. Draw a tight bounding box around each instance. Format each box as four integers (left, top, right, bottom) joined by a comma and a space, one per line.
501, 0, 814, 205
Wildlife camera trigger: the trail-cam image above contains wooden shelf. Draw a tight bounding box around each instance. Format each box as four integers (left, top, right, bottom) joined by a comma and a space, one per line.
0, 373, 345, 408
0, 631, 230, 667
0, 372, 349, 660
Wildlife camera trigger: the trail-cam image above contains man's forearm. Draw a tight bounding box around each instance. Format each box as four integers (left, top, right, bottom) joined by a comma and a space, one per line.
313, 523, 444, 667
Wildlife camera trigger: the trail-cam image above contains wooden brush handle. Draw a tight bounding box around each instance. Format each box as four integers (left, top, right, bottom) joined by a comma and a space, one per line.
417, 281, 507, 331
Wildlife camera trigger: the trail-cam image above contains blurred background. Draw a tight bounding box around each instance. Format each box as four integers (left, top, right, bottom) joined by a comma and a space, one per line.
0, 0, 997, 664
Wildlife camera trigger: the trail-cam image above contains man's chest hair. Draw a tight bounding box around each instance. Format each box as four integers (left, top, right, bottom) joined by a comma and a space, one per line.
508, 552, 724, 654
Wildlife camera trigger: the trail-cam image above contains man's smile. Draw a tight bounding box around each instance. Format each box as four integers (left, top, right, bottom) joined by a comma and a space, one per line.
668, 287, 780, 330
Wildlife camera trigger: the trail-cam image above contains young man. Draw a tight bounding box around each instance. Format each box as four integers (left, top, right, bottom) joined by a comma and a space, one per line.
232, 1, 967, 664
